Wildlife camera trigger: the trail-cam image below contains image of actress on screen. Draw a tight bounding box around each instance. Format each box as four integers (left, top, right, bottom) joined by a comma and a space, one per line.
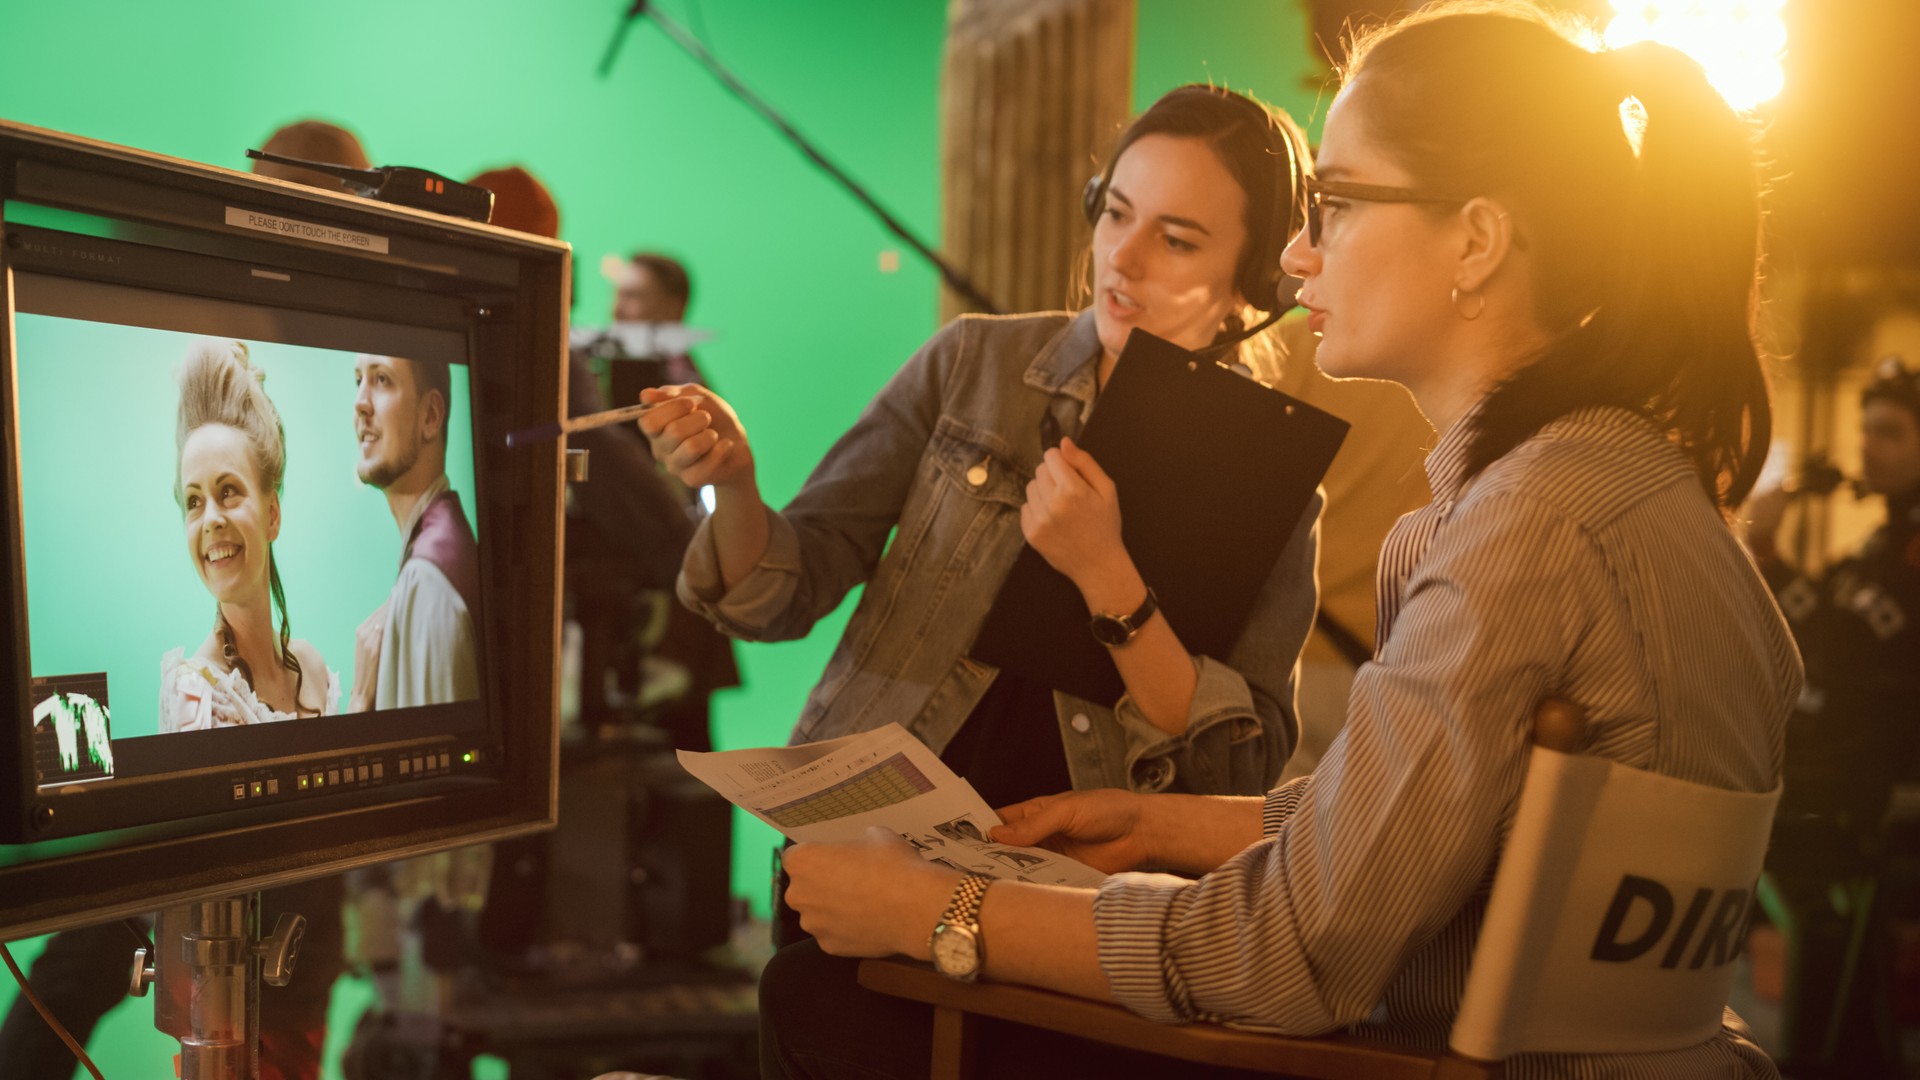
159, 339, 338, 731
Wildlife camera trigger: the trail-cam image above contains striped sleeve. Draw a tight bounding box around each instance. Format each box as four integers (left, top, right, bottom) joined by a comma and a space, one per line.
1262, 775, 1311, 836
1092, 870, 1209, 1025
1091, 490, 1604, 1031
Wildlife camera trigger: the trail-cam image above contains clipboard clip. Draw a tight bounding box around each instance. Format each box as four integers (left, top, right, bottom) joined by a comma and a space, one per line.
1040, 411, 1064, 453
1187, 355, 1263, 384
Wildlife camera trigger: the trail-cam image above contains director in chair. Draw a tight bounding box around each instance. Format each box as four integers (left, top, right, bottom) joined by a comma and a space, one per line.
762, 4, 1800, 1078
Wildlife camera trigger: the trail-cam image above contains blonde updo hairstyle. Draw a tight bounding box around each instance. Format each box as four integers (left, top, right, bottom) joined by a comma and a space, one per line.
174, 340, 304, 700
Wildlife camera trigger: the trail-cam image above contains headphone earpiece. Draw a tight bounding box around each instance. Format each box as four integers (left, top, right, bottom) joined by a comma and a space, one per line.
1236, 114, 1309, 313
1082, 173, 1107, 228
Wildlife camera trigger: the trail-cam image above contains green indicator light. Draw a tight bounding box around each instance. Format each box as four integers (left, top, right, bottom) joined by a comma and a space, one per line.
462, 752, 474, 763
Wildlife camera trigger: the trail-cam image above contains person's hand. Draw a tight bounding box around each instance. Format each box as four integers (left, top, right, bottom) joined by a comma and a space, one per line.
782, 828, 959, 960
349, 602, 386, 713
1020, 437, 1127, 591
636, 384, 756, 491
990, 789, 1152, 874
1743, 484, 1790, 554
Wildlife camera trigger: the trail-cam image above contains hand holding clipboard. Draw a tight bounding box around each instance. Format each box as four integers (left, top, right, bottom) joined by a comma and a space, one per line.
970, 330, 1349, 704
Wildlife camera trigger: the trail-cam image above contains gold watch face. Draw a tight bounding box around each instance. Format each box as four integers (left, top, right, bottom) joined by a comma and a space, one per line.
931, 923, 979, 976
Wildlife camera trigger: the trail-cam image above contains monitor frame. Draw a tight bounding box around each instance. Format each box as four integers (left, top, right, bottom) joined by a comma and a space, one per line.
0, 119, 567, 940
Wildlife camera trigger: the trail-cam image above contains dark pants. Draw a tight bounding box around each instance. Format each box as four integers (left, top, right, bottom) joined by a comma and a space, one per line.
1764, 815, 1903, 1077
0, 922, 135, 1079
757, 939, 1278, 1080
772, 842, 809, 951
0, 878, 345, 1080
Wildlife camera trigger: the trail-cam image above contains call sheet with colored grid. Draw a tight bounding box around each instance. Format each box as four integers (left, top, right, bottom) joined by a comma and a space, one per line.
679, 722, 1105, 887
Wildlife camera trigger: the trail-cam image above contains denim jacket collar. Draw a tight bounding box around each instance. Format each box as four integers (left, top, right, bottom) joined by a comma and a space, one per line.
1022, 308, 1103, 408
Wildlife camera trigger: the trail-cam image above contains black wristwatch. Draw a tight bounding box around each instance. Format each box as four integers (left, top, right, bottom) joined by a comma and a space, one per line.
1090, 588, 1158, 648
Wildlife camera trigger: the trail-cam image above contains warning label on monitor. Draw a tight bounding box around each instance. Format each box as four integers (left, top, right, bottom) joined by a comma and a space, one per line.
224, 207, 390, 254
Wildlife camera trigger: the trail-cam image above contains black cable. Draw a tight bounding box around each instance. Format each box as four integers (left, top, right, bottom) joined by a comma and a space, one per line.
1313, 611, 1374, 670
681, 0, 714, 55
0, 941, 106, 1080
599, 2, 1003, 314
121, 918, 153, 954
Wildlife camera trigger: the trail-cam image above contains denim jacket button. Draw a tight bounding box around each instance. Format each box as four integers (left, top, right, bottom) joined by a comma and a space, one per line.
966, 459, 989, 487
1070, 712, 1091, 734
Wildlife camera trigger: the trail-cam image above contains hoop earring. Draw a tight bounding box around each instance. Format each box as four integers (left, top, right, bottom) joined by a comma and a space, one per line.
1451, 286, 1486, 321
217, 609, 237, 669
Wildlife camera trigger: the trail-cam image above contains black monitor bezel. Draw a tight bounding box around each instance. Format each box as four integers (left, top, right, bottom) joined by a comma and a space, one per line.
6, 235, 498, 836
0, 119, 566, 940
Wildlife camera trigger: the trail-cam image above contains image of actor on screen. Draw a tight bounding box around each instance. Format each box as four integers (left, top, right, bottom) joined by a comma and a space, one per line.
163, 340, 339, 730
350, 354, 481, 711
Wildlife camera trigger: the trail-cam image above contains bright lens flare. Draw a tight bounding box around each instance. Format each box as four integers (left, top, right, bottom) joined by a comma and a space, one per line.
1606, 1, 1787, 112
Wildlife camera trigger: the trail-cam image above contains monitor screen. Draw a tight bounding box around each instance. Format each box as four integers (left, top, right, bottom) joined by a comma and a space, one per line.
15, 273, 490, 810
0, 120, 564, 938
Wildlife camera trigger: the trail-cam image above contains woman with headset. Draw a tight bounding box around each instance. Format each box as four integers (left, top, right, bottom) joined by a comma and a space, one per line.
769, 2, 1795, 1077
641, 83, 1317, 818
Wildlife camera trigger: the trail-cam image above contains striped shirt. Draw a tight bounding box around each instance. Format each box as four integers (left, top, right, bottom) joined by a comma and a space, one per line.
1094, 406, 1801, 1078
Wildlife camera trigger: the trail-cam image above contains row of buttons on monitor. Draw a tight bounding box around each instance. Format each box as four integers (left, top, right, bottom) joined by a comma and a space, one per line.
230, 749, 470, 801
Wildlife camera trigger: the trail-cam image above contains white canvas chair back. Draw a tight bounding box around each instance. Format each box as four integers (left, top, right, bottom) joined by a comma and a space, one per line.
1449, 741, 1780, 1061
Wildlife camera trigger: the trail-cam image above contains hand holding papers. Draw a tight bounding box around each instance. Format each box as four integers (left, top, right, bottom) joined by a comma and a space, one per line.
678, 724, 1107, 887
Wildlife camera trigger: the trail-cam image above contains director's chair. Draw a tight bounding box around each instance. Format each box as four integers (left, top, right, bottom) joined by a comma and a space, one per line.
861, 702, 1782, 1079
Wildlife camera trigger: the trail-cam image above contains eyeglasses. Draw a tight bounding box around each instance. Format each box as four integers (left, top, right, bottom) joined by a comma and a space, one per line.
1303, 177, 1469, 247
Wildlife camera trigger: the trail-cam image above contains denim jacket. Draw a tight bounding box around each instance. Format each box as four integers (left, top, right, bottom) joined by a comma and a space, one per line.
679, 310, 1320, 795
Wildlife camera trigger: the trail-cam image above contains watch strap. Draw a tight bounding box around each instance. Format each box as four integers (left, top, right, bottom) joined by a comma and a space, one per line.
942, 872, 991, 931
1092, 587, 1159, 646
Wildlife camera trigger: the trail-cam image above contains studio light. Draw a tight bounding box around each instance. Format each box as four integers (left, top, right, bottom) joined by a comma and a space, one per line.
1605, 0, 1787, 111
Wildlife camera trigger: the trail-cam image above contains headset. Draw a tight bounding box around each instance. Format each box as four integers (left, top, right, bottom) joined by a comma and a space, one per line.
1081, 85, 1311, 352
1865, 354, 1920, 423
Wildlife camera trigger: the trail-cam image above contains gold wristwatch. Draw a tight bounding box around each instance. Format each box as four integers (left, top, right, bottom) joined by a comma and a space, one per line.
928, 872, 991, 982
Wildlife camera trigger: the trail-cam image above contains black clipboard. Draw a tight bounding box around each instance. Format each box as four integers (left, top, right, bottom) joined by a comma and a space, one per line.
969, 330, 1349, 704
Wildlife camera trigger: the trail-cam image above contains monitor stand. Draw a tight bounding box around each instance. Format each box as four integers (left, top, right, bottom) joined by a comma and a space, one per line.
131, 894, 306, 1080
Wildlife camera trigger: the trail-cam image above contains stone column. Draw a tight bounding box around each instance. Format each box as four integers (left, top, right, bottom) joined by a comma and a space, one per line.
940, 0, 1135, 321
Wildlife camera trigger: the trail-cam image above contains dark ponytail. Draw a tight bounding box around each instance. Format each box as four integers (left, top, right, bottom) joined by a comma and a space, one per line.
1345, 3, 1771, 511
1602, 41, 1770, 507
216, 556, 302, 710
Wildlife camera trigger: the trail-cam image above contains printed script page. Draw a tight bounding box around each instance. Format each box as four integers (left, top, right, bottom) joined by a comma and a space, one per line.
678, 723, 1106, 887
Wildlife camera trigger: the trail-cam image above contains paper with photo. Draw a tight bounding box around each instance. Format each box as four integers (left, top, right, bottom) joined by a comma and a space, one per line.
678, 723, 1106, 888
